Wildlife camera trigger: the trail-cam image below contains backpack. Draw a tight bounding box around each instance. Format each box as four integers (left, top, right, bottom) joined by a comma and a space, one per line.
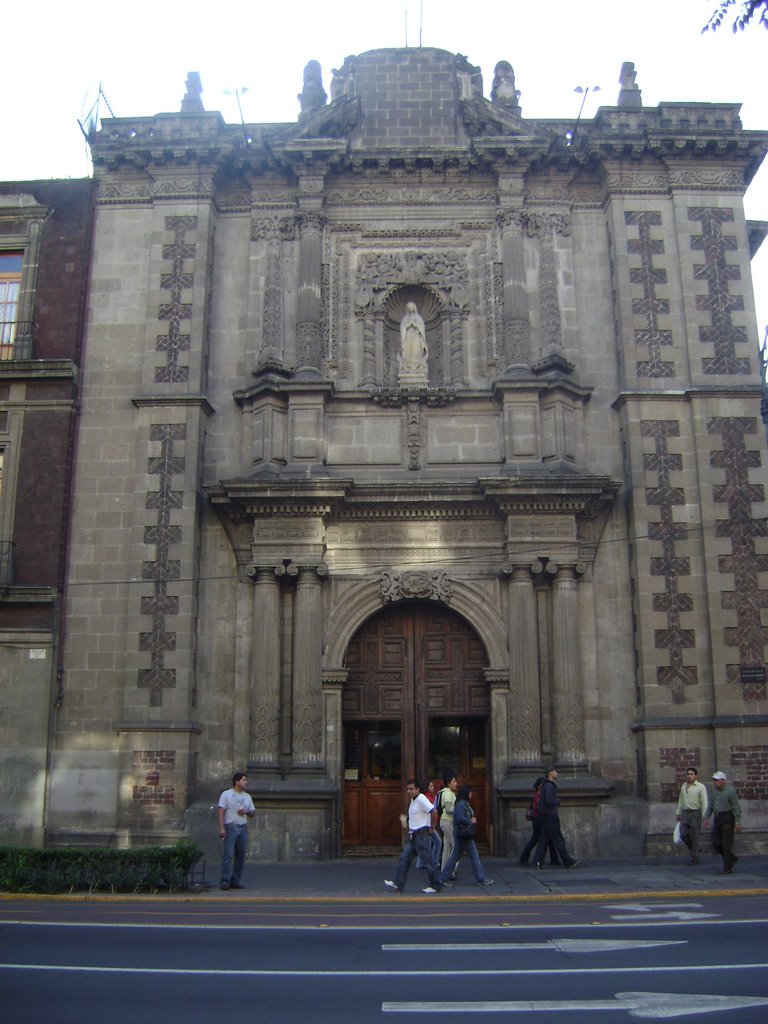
435, 787, 445, 820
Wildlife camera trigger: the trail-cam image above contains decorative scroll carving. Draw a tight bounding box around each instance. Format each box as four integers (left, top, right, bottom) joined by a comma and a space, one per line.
138, 424, 186, 707
498, 209, 571, 238
379, 570, 453, 603
625, 210, 674, 378
641, 419, 697, 701
688, 207, 750, 376
708, 416, 768, 698
406, 398, 421, 470
156, 216, 196, 384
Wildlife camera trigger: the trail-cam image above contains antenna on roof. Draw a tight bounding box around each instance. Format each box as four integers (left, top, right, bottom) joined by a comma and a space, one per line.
419, 0, 423, 46
404, 5, 408, 47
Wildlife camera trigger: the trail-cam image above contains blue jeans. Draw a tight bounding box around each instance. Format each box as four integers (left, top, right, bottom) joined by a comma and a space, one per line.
438, 834, 488, 884
220, 824, 248, 885
394, 829, 441, 890
416, 829, 443, 871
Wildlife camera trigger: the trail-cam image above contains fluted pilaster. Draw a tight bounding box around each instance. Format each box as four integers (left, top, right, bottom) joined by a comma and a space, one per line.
247, 565, 282, 763
550, 564, 586, 766
505, 562, 542, 765
292, 564, 328, 765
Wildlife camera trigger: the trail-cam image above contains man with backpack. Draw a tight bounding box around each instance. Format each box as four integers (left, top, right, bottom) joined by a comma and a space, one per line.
436, 771, 459, 875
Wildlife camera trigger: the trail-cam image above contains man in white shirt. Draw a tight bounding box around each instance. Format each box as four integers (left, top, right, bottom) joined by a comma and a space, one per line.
217, 772, 255, 890
675, 766, 708, 865
385, 779, 442, 893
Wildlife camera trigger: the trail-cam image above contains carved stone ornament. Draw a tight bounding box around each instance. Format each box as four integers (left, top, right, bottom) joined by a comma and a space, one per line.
379, 570, 453, 603
355, 251, 469, 312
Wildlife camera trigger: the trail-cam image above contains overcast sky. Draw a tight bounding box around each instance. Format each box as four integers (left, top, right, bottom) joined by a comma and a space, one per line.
3, 0, 766, 332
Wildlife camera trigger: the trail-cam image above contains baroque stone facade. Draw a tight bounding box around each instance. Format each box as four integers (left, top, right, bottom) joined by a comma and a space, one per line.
31, 49, 768, 858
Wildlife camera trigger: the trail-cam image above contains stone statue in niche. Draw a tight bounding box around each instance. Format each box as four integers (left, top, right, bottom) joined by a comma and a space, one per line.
398, 302, 428, 385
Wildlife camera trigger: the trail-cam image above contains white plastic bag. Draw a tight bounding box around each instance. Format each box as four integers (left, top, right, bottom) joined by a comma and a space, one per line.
673, 821, 683, 845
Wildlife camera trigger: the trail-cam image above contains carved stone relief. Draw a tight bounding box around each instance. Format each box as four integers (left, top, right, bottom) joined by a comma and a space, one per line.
379, 570, 454, 603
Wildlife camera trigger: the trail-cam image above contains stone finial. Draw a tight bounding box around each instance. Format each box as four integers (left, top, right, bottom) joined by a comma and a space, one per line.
491, 61, 521, 115
180, 72, 205, 113
298, 60, 327, 121
617, 62, 642, 109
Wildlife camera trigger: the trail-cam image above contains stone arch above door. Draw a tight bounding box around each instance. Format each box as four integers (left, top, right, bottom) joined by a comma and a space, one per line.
324, 574, 508, 673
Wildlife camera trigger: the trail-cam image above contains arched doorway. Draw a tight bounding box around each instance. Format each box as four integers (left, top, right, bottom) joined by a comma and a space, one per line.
341, 601, 490, 849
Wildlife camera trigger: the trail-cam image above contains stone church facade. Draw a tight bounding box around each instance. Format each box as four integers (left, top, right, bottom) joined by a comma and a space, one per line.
39, 48, 768, 859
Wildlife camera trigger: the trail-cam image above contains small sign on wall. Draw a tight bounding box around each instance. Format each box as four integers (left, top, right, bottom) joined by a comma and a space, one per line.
740, 665, 766, 685
29, 649, 47, 660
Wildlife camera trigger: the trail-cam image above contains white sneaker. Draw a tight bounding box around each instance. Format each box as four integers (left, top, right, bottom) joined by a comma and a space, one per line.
384, 880, 400, 891
422, 886, 439, 893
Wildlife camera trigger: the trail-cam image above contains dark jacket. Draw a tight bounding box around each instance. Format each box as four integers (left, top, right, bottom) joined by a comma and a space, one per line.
538, 778, 561, 817
453, 798, 475, 836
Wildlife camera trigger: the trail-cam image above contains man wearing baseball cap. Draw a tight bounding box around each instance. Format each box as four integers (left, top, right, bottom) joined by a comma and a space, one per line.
703, 771, 742, 874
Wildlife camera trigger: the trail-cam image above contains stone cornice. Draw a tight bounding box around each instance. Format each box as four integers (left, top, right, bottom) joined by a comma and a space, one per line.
0, 586, 56, 605
115, 720, 203, 734
207, 474, 620, 522
131, 394, 216, 415
0, 359, 76, 383
612, 386, 763, 410
632, 715, 768, 732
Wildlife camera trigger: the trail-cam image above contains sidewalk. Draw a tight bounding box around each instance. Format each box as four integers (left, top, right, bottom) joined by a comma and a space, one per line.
213, 853, 768, 899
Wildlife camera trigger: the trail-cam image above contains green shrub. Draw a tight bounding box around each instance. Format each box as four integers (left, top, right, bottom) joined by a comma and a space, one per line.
0, 839, 202, 894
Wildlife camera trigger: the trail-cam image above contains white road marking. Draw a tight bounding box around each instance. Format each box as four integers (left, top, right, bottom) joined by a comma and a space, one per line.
603, 902, 719, 922
383, 939, 687, 953
1, 962, 766, 977
382, 991, 768, 1018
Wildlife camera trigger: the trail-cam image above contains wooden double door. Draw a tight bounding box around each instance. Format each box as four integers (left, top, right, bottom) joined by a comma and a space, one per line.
342, 602, 490, 848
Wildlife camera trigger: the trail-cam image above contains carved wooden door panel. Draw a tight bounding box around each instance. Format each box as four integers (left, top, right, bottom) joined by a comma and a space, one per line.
342, 602, 489, 847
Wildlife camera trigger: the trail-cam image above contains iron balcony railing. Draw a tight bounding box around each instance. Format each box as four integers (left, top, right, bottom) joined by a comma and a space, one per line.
0, 322, 35, 360
0, 540, 15, 587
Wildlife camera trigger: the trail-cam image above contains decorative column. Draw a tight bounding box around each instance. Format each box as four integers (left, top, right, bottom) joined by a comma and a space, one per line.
251, 215, 293, 371
295, 212, 325, 379
292, 563, 328, 766
449, 309, 466, 386
504, 562, 542, 765
549, 563, 587, 767
498, 210, 531, 372
358, 309, 380, 387
246, 564, 282, 764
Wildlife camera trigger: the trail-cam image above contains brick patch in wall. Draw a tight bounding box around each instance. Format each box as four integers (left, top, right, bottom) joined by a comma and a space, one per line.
659, 746, 702, 802
131, 749, 176, 807
731, 746, 768, 800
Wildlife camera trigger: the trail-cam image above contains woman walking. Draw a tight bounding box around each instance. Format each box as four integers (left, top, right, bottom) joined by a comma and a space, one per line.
425, 784, 494, 891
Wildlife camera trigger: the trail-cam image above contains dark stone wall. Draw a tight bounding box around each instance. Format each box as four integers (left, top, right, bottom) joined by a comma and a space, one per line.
0, 179, 94, 601
352, 48, 469, 149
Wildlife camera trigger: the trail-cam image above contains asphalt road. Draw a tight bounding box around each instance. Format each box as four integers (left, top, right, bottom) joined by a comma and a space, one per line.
1, 894, 767, 1023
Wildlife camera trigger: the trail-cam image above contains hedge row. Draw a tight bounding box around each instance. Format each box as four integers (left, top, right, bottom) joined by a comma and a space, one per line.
0, 839, 203, 894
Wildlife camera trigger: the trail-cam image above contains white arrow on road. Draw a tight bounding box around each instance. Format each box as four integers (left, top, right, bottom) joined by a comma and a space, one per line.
604, 902, 719, 921
383, 939, 686, 953
383, 991, 768, 1018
